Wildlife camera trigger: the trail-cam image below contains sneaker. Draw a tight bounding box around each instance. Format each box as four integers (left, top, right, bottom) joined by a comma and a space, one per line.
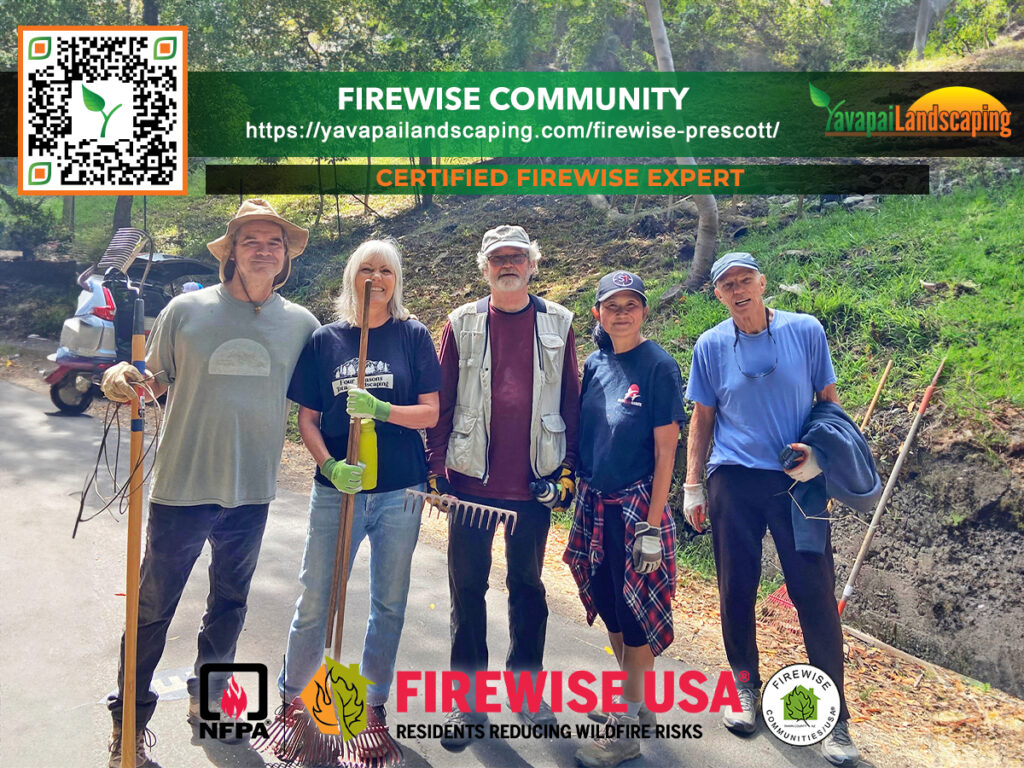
510, 696, 558, 726
587, 702, 656, 730
821, 719, 860, 766
439, 708, 487, 752
574, 713, 641, 768
107, 722, 155, 768
722, 687, 760, 735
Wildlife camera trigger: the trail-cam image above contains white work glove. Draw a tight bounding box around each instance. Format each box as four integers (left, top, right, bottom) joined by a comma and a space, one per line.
632, 521, 663, 574
783, 443, 823, 483
682, 483, 707, 532
100, 361, 147, 403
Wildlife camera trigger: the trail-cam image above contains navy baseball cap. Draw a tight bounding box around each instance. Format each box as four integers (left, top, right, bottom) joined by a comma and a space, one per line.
596, 270, 647, 304
710, 252, 761, 284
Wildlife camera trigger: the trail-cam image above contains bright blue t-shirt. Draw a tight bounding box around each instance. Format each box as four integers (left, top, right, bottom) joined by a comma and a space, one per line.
685, 309, 836, 473
579, 340, 687, 494
288, 317, 441, 492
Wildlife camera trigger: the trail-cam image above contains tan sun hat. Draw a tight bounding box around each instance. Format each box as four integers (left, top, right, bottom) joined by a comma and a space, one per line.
207, 199, 310, 288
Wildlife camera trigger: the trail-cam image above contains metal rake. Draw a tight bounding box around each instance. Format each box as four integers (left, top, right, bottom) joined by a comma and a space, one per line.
403, 488, 519, 533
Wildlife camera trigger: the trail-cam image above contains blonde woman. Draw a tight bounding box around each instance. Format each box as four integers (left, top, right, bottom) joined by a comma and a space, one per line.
275, 239, 440, 755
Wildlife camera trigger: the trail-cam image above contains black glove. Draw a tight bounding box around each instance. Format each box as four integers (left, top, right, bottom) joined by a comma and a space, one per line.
548, 462, 575, 514
428, 473, 454, 499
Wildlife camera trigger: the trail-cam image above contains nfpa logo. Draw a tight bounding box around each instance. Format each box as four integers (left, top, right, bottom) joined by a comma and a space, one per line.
197, 663, 270, 741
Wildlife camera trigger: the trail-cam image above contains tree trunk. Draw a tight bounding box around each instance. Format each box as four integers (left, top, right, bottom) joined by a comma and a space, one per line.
644, 0, 719, 290
142, 0, 159, 25
914, 0, 955, 60
419, 155, 433, 208
113, 196, 133, 233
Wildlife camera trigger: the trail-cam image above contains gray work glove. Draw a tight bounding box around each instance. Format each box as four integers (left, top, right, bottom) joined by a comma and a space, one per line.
632, 520, 663, 574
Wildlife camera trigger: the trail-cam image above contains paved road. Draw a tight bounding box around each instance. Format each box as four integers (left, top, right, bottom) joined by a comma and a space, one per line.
0, 381, 852, 768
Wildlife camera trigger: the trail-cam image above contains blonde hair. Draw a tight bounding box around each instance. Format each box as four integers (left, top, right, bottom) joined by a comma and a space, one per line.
334, 239, 411, 324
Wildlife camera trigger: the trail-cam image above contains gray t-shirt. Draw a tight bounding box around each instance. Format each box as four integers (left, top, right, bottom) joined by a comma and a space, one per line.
146, 284, 320, 506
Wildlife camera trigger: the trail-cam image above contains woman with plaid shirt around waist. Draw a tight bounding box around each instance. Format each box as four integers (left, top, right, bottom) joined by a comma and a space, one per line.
564, 270, 687, 768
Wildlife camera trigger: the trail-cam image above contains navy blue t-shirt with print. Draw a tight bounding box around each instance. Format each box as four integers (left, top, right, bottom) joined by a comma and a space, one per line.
287, 317, 441, 493
579, 340, 687, 494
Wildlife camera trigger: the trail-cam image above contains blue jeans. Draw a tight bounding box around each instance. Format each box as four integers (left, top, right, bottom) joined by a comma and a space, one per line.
278, 481, 422, 706
107, 502, 269, 728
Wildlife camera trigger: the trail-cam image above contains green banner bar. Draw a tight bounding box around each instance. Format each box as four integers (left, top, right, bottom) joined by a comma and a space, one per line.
205, 163, 929, 196
189, 72, 1023, 158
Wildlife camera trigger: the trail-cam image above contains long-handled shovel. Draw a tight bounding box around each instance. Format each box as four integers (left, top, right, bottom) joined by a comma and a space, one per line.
837, 355, 947, 616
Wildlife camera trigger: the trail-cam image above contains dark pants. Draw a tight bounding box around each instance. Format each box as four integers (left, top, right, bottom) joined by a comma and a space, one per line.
448, 494, 551, 676
589, 502, 647, 648
107, 502, 269, 728
708, 465, 849, 721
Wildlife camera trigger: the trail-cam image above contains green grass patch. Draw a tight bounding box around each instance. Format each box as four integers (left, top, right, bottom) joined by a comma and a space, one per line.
645, 180, 1024, 424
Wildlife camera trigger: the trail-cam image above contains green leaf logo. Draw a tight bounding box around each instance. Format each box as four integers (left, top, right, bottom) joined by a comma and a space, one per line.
81, 85, 122, 138
809, 82, 830, 109
782, 684, 820, 722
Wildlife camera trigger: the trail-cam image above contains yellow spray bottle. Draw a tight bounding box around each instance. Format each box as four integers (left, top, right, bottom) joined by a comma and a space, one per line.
358, 418, 378, 490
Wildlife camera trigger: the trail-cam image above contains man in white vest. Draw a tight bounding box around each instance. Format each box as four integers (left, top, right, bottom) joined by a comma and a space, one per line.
426, 225, 580, 750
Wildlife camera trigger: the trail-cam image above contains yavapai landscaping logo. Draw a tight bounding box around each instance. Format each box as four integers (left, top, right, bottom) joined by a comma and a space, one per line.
810, 83, 1012, 139
299, 658, 375, 740
761, 664, 840, 746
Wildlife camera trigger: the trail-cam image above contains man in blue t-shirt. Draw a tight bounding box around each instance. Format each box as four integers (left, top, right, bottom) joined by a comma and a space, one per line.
684, 252, 859, 767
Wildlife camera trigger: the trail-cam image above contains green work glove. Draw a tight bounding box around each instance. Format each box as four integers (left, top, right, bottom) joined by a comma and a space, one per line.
347, 387, 391, 422
321, 458, 365, 494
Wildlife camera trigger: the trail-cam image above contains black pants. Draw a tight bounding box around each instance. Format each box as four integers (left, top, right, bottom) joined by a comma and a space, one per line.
589, 502, 647, 648
448, 494, 550, 674
107, 502, 269, 728
708, 465, 849, 721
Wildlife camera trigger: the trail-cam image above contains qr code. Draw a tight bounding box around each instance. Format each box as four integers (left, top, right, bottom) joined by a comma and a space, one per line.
19, 27, 187, 195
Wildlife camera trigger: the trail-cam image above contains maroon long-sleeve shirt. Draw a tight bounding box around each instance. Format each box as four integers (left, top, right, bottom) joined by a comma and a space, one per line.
425, 301, 581, 501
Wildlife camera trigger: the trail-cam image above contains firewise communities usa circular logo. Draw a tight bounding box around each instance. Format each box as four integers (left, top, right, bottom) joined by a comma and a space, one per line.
761, 664, 840, 746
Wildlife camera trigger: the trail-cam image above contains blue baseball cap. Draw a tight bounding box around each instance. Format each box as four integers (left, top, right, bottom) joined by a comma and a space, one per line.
596, 270, 647, 304
710, 252, 761, 285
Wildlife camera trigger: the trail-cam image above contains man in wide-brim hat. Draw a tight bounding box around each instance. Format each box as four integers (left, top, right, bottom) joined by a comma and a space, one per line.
100, 199, 320, 767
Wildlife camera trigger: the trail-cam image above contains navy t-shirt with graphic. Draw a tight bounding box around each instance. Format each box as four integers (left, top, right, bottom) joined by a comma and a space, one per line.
579, 340, 687, 494
287, 317, 441, 492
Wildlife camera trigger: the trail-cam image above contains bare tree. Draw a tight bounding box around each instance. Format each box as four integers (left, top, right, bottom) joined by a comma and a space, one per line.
643, 0, 719, 290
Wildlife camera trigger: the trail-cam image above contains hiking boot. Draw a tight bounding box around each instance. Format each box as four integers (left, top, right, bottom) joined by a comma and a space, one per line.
107, 722, 155, 768
587, 702, 656, 730
821, 719, 860, 766
187, 696, 244, 743
722, 687, 760, 734
439, 708, 487, 752
510, 696, 558, 726
574, 713, 641, 768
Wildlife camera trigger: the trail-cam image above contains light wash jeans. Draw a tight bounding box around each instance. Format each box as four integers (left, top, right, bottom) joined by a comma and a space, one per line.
278, 481, 422, 706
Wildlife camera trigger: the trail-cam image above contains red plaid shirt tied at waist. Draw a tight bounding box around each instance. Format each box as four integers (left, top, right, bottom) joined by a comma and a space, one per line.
563, 476, 676, 655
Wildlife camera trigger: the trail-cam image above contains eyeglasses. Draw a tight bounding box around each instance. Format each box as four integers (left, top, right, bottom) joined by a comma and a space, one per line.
732, 308, 777, 379
488, 252, 528, 266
